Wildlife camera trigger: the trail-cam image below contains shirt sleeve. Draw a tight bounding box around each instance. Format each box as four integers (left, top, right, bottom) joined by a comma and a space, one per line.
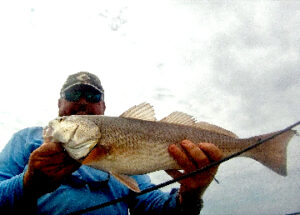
0, 128, 41, 213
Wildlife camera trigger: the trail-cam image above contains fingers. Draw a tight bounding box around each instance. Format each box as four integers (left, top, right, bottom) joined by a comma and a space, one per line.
168, 140, 223, 194
165, 169, 183, 179
168, 144, 196, 172
198, 142, 223, 161
181, 140, 210, 166
35, 142, 65, 156
25, 142, 81, 197
168, 140, 223, 171
30, 143, 75, 167
55, 162, 81, 177
28, 142, 80, 177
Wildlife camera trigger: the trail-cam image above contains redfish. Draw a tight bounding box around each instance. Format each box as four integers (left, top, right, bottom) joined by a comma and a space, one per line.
43, 103, 297, 192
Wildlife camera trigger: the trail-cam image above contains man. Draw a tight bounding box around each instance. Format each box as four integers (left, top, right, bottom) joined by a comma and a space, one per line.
0, 71, 222, 214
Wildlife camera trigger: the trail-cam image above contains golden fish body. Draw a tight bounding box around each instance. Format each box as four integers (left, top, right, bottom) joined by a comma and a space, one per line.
44, 103, 296, 192
79, 116, 242, 175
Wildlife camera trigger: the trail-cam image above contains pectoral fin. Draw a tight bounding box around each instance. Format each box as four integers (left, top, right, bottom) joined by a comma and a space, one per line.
110, 171, 141, 193
81, 146, 107, 165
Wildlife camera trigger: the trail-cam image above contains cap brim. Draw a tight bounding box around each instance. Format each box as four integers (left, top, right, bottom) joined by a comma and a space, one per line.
61, 83, 104, 94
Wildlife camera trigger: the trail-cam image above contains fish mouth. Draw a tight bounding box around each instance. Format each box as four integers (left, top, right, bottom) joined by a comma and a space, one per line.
44, 115, 101, 160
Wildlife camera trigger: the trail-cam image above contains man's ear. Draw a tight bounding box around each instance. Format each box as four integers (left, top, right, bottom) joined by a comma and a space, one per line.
101, 101, 106, 115
58, 98, 62, 109
103, 101, 106, 112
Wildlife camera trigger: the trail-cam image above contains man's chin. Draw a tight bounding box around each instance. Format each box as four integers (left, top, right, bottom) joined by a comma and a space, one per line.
75, 112, 88, 115
74, 112, 97, 115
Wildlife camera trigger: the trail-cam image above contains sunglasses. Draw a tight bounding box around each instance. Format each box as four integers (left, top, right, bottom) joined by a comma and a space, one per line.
64, 89, 102, 103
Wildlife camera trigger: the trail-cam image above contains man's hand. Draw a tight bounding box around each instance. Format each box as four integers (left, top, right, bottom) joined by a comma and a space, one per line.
166, 140, 223, 202
23, 142, 81, 198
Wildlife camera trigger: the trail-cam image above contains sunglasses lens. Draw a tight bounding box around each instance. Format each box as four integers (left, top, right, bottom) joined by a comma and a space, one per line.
64, 86, 102, 103
65, 90, 82, 102
85, 92, 101, 103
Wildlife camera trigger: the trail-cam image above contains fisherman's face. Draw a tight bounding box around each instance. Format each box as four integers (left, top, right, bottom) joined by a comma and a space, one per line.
58, 85, 106, 116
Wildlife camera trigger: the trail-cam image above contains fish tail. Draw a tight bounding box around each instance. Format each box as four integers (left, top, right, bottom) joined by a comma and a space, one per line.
243, 129, 297, 176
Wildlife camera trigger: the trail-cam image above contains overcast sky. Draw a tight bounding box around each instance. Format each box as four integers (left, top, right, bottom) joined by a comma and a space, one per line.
0, 1, 299, 214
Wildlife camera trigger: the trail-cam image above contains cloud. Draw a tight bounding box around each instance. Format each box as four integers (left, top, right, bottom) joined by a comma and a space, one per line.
183, 2, 300, 135
0, 1, 299, 215
147, 3, 300, 214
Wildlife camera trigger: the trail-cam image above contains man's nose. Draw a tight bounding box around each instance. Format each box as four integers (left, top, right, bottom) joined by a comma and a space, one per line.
77, 97, 89, 104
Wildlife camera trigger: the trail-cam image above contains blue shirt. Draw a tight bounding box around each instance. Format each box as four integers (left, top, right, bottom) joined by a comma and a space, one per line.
0, 127, 179, 214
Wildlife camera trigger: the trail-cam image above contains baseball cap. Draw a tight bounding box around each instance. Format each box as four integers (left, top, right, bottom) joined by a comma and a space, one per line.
60, 71, 104, 98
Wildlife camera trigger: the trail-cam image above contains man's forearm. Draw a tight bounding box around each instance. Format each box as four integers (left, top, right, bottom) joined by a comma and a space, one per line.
177, 188, 204, 215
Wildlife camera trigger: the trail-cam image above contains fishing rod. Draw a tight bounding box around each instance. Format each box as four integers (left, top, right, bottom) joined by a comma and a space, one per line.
68, 121, 300, 215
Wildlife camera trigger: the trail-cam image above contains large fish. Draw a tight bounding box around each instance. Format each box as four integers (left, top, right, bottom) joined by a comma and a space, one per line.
43, 103, 297, 192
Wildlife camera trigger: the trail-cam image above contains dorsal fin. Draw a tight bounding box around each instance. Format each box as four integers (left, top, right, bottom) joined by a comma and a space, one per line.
196, 121, 238, 138
160, 111, 238, 138
160, 112, 195, 126
120, 103, 156, 121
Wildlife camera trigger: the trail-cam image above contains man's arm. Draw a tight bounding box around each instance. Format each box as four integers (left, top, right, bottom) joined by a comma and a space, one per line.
0, 128, 80, 213
167, 140, 223, 214
0, 128, 39, 213
23, 141, 80, 199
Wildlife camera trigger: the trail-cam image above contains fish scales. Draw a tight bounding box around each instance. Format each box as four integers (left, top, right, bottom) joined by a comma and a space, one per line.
66, 115, 254, 175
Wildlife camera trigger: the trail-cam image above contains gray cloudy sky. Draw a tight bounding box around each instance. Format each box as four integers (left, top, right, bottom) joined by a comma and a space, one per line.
0, 1, 299, 214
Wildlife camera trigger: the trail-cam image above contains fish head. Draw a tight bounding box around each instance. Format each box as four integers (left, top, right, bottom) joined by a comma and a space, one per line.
43, 115, 101, 160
